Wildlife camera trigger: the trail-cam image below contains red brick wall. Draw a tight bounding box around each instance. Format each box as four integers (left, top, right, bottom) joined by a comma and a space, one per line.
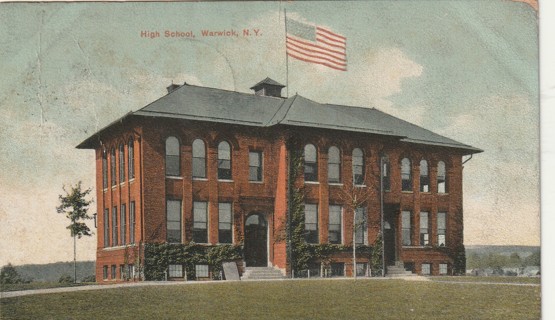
92, 116, 467, 279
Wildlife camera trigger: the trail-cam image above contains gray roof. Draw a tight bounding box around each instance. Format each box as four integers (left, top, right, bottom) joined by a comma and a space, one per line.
77, 82, 482, 153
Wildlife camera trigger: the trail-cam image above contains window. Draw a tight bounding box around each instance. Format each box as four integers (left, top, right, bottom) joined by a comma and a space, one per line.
420, 160, 429, 192
129, 202, 135, 244
401, 158, 412, 191
192, 139, 206, 178
102, 149, 108, 189
120, 204, 126, 245
249, 151, 263, 181
304, 204, 319, 243
330, 263, 345, 277
110, 148, 116, 186
437, 212, 446, 247
128, 138, 134, 180
196, 265, 209, 278
304, 144, 318, 182
382, 156, 390, 191
438, 161, 447, 193
166, 200, 182, 243
356, 263, 368, 277
328, 146, 340, 183
169, 264, 183, 278
217, 141, 232, 180
328, 205, 342, 244
421, 263, 431, 275
128, 264, 134, 280
111, 265, 116, 279
193, 201, 208, 243
103, 266, 108, 280
402, 211, 412, 246
112, 206, 118, 246
218, 202, 232, 243
439, 263, 448, 275
165, 136, 180, 176
355, 207, 368, 245
103, 208, 109, 247
119, 144, 125, 183
352, 148, 365, 185
120, 265, 125, 280
420, 212, 429, 246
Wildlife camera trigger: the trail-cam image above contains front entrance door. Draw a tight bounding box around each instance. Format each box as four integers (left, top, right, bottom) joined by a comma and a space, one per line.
244, 214, 268, 267
383, 206, 398, 266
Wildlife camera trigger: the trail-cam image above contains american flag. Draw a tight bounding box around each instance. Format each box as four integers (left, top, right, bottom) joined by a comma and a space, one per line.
286, 18, 347, 71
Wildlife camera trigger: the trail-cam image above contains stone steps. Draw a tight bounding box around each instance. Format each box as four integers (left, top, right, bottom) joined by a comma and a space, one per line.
241, 267, 286, 280
386, 265, 416, 277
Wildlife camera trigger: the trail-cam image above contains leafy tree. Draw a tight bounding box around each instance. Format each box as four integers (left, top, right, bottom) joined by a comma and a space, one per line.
523, 250, 540, 267
0, 263, 22, 284
58, 274, 74, 284
81, 274, 96, 283
508, 252, 522, 267
56, 181, 93, 283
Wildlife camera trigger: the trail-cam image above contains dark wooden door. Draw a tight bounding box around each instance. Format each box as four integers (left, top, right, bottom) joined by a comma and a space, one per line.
244, 214, 267, 267
384, 225, 396, 266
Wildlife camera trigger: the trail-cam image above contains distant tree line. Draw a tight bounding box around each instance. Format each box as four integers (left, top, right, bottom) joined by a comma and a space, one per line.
466, 250, 540, 270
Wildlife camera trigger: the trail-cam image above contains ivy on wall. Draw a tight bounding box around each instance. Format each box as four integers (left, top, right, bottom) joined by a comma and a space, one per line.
143, 243, 242, 281
286, 134, 382, 276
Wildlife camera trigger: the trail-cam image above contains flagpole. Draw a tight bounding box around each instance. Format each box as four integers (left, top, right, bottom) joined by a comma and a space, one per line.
284, 8, 289, 97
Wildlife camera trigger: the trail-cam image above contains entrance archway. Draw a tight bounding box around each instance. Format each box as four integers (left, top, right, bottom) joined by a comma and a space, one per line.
244, 213, 268, 267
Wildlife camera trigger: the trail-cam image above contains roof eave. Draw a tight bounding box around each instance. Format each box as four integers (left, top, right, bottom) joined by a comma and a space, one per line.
76, 112, 134, 149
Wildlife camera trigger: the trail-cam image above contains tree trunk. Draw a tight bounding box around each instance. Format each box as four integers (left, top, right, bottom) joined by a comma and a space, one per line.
74, 234, 77, 283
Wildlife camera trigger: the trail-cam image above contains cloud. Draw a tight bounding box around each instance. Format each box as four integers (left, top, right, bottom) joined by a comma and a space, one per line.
438, 94, 539, 245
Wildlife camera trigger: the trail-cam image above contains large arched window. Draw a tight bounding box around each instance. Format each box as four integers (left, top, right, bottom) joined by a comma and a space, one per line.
401, 158, 412, 191
102, 148, 108, 189
437, 161, 447, 193
420, 160, 429, 192
304, 144, 318, 182
352, 148, 364, 185
192, 139, 206, 179
110, 148, 117, 187
165, 136, 180, 176
128, 138, 134, 180
328, 146, 341, 183
218, 141, 232, 180
119, 143, 125, 183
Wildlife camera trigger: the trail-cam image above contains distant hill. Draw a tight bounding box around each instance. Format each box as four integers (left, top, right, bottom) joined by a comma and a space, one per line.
466, 245, 540, 258
12, 261, 95, 282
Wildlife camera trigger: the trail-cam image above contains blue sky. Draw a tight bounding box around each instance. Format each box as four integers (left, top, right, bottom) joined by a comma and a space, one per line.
0, 1, 539, 265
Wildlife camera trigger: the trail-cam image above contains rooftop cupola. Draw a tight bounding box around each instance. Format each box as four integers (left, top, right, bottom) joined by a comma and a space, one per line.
250, 77, 285, 98
167, 82, 188, 94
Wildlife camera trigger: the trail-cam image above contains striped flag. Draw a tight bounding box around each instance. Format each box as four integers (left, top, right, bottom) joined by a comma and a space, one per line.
286, 18, 347, 71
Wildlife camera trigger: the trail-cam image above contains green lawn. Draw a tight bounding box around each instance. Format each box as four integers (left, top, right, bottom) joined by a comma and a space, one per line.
431, 276, 541, 284
1, 279, 540, 319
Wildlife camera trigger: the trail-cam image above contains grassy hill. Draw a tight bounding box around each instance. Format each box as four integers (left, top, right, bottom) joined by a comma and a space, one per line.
13, 261, 95, 282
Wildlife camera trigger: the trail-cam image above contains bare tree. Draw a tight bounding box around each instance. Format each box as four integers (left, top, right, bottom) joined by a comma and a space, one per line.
339, 182, 371, 279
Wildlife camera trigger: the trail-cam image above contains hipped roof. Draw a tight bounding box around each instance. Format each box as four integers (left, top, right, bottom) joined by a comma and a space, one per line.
77, 82, 482, 154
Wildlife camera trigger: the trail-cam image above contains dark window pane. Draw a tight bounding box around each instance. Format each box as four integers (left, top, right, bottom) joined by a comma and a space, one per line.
193, 157, 206, 178
402, 211, 411, 246
304, 204, 319, 243
249, 152, 263, 181
128, 139, 134, 179
192, 139, 206, 178
166, 200, 181, 243
382, 157, 390, 191
193, 202, 208, 243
